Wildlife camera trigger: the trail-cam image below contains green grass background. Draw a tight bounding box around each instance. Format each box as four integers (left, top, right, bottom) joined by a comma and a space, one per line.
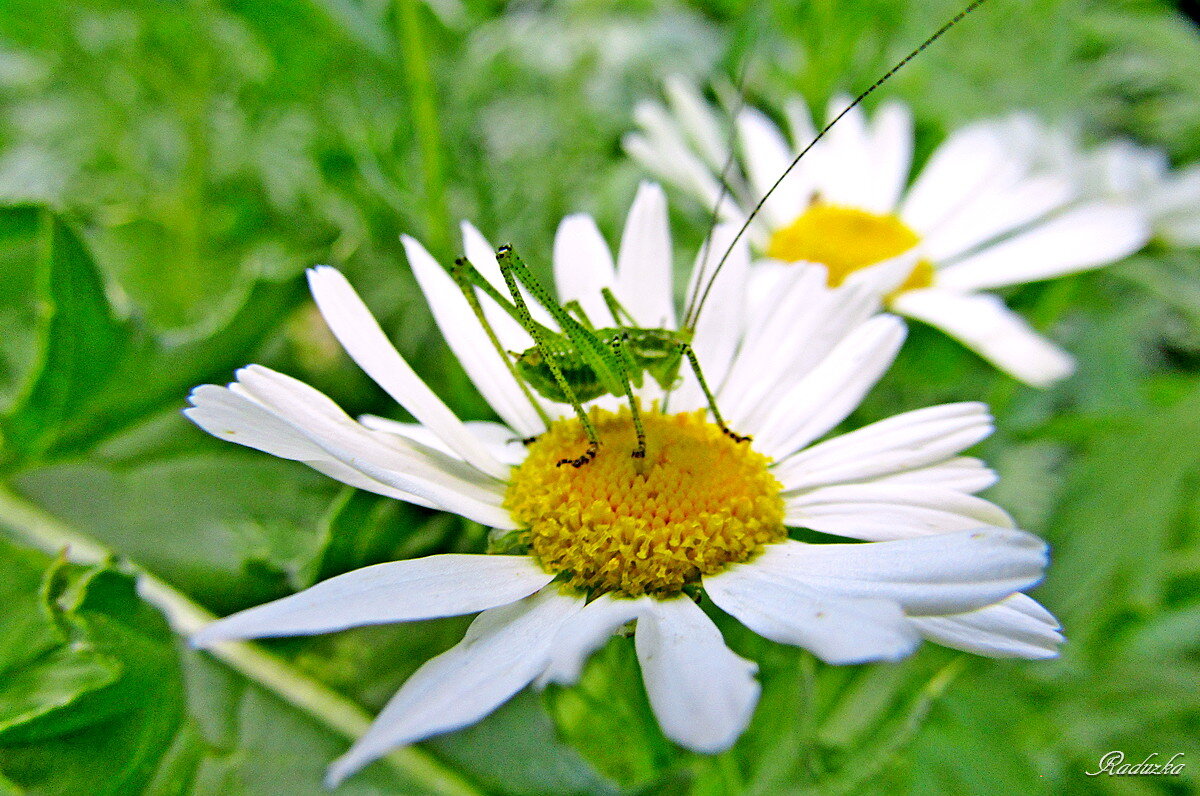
0, 0, 1198, 793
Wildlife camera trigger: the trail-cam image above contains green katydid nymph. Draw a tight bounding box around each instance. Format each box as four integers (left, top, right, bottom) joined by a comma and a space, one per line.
439, 0, 989, 470
447, 244, 746, 469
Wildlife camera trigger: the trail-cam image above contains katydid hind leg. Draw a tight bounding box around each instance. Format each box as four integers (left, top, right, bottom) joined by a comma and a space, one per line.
494, 246, 601, 467
450, 256, 552, 428
498, 245, 624, 397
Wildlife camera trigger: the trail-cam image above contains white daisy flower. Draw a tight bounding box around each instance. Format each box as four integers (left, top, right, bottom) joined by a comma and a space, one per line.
1056, 135, 1200, 249
186, 183, 1060, 787
624, 78, 1153, 386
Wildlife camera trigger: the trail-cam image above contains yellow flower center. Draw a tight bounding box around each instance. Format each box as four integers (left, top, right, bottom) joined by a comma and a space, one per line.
504, 408, 786, 597
766, 202, 934, 295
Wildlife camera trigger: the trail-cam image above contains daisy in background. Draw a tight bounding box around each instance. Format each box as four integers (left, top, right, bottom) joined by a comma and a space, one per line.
624, 77, 1153, 386
186, 183, 1061, 788
1053, 133, 1200, 249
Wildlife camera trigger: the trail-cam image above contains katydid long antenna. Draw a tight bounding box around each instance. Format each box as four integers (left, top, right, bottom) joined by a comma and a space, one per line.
683, 13, 766, 325
683, 0, 991, 330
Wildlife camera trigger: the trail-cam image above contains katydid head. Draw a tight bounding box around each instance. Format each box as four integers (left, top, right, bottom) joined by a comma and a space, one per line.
629, 327, 690, 392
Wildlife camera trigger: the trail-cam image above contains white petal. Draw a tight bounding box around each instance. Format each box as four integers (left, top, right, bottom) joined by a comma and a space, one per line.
869, 457, 998, 494
635, 597, 760, 753
723, 267, 884, 429
674, 222, 749, 410
742, 259, 792, 317
749, 315, 906, 459
553, 213, 617, 326
665, 75, 727, 170
737, 107, 811, 228
911, 593, 1062, 659
402, 236, 547, 437
460, 221, 506, 295
920, 176, 1075, 263
774, 402, 993, 492
326, 586, 584, 787
900, 122, 1014, 233
358, 416, 529, 466
191, 555, 554, 645
537, 593, 649, 687
306, 266, 509, 479
935, 203, 1150, 290
706, 565, 920, 665
785, 483, 1014, 541
230, 365, 507, 499
622, 122, 727, 215
187, 382, 345, 463
1091, 139, 1167, 200
1151, 167, 1200, 245
1147, 162, 1200, 215
1161, 214, 1200, 248
186, 384, 437, 509
233, 365, 516, 528
1150, 165, 1200, 246
615, 182, 675, 328
642, 92, 753, 218
460, 221, 555, 339
818, 95, 880, 211
783, 97, 816, 146
869, 101, 914, 213
841, 249, 923, 297
745, 529, 1048, 616
891, 289, 1075, 387
720, 264, 830, 420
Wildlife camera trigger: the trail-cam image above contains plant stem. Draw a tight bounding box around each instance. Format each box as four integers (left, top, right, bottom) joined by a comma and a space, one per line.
715, 749, 745, 793
398, 0, 453, 257
0, 486, 483, 796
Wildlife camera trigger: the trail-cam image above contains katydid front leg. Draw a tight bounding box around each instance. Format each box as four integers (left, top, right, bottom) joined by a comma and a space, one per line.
680, 342, 751, 444
610, 332, 648, 463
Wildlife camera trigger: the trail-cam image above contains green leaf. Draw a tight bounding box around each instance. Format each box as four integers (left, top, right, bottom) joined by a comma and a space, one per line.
14, 444, 343, 614
0, 205, 306, 470
0, 486, 488, 795
47, 274, 306, 460
1, 0, 1198, 792
0, 208, 42, 412
0, 536, 63, 676
156, 650, 449, 795
306, 488, 431, 587
0, 540, 121, 739
0, 541, 186, 794
0, 530, 472, 795
546, 636, 677, 791
0, 206, 130, 465
0, 646, 121, 740
429, 690, 620, 796
1042, 384, 1200, 634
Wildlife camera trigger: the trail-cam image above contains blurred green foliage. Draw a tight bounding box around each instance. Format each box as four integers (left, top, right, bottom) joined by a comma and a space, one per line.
0, 0, 1198, 793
